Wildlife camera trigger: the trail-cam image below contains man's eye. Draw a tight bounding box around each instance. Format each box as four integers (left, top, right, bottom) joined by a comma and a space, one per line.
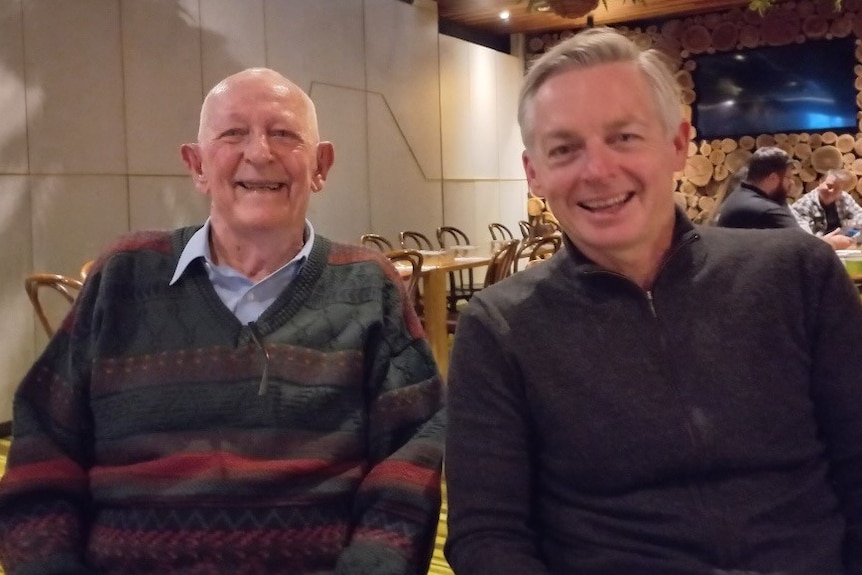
548, 145, 571, 157
220, 129, 245, 138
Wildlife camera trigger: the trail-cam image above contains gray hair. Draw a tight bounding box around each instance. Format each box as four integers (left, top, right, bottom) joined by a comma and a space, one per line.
824, 168, 853, 187
517, 27, 682, 150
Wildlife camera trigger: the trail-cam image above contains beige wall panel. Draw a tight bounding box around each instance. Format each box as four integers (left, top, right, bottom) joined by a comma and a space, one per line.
442, 180, 489, 246
263, 0, 365, 94
122, 0, 203, 176
31, 176, 129, 276
498, 179, 529, 235
0, 0, 28, 174
23, 0, 126, 174
199, 0, 266, 90
467, 47, 501, 178
496, 52, 527, 180
439, 34, 473, 180
0, 176, 34, 422
129, 176, 207, 231
441, 180, 526, 246
365, 0, 441, 180
306, 84, 370, 244
440, 35, 502, 179
368, 94, 442, 246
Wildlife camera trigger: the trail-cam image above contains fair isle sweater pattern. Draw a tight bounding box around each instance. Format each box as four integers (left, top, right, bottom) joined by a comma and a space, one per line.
0, 227, 445, 575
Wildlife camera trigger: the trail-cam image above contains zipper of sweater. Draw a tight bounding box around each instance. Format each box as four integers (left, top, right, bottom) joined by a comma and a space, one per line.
644, 290, 657, 318
247, 322, 270, 396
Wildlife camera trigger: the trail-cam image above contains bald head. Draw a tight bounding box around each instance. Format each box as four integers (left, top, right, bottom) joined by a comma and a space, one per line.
197, 68, 319, 143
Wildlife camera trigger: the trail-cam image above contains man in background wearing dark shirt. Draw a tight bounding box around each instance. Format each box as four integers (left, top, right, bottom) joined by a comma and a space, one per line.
714, 146, 798, 229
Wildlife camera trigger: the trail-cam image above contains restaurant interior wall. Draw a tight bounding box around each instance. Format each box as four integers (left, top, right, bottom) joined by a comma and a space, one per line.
525, 0, 862, 223
0, 0, 528, 423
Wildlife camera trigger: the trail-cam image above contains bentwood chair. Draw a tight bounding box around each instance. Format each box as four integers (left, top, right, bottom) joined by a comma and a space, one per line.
80, 259, 95, 280
25, 273, 84, 337
518, 220, 533, 239
360, 233, 394, 252
513, 235, 562, 272
385, 249, 424, 311
488, 222, 514, 241
436, 226, 479, 311
484, 239, 519, 287
399, 230, 435, 251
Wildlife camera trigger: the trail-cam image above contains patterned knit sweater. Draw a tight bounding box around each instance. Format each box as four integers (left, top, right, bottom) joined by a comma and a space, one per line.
0, 227, 446, 575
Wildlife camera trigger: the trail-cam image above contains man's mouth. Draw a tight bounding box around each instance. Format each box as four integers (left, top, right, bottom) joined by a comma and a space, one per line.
236, 181, 285, 192
578, 192, 635, 212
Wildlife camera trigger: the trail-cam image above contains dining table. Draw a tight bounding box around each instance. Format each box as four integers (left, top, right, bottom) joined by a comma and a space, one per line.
393, 243, 497, 378
421, 246, 496, 378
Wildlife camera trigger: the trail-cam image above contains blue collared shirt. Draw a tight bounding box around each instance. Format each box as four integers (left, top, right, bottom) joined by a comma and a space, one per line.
170, 219, 315, 324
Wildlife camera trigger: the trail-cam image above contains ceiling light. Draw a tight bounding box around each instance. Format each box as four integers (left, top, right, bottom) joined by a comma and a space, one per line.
499, 10, 510, 20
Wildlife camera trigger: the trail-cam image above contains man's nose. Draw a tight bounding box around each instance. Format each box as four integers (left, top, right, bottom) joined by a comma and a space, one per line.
244, 134, 273, 163
582, 144, 615, 179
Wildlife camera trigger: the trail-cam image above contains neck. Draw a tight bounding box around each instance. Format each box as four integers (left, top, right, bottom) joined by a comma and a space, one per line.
209, 224, 305, 282
579, 236, 673, 292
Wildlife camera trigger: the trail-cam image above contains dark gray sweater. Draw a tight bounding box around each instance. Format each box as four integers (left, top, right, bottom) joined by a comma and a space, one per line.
445, 213, 862, 575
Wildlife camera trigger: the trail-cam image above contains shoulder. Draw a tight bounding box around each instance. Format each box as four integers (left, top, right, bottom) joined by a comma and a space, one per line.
696, 225, 837, 276
326, 239, 390, 267
466, 254, 557, 320
319, 238, 406, 287
85, 228, 183, 278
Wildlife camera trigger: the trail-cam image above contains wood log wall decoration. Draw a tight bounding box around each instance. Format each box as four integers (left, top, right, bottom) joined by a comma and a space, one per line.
525, 0, 862, 222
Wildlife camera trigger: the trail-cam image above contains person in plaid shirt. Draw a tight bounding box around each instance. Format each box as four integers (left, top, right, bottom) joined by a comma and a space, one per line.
791, 169, 862, 249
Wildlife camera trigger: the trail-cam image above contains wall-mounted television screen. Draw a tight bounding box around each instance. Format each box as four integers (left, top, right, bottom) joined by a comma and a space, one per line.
691, 37, 858, 140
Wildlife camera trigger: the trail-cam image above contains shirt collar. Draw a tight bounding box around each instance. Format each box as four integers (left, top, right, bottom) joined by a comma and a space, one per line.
170, 219, 316, 285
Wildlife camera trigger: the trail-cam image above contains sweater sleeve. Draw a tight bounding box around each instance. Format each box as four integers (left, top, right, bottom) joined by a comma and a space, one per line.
334, 277, 446, 575
806, 248, 862, 574
0, 295, 99, 575
443, 297, 550, 575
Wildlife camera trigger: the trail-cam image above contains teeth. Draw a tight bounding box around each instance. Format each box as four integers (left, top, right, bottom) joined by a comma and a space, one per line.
239, 182, 282, 190
582, 193, 630, 210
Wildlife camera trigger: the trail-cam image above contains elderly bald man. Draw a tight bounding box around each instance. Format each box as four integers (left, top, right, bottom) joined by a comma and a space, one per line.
0, 68, 445, 575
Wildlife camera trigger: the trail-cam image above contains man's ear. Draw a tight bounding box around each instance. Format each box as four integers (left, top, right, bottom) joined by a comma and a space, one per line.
523, 149, 544, 197
311, 142, 335, 192
671, 121, 691, 172
763, 172, 780, 193
180, 143, 207, 193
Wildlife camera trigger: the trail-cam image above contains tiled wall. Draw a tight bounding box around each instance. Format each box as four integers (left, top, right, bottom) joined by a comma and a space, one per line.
0, 0, 528, 422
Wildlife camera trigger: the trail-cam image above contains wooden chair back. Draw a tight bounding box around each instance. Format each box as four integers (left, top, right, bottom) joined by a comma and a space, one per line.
360, 233, 394, 251
436, 226, 470, 248
484, 239, 519, 287
488, 222, 514, 241
437, 226, 477, 311
25, 273, 84, 337
80, 259, 95, 280
518, 220, 533, 239
399, 230, 434, 250
514, 235, 562, 272
386, 249, 424, 310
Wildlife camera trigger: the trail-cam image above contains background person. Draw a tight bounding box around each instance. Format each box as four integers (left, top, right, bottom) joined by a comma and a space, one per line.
444, 27, 862, 575
706, 165, 746, 224
713, 146, 799, 229
792, 168, 862, 249
0, 68, 445, 575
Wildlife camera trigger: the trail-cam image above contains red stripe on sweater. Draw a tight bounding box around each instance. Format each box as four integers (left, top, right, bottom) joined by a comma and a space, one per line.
91, 452, 356, 482
362, 459, 439, 491
0, 459, 87, 492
